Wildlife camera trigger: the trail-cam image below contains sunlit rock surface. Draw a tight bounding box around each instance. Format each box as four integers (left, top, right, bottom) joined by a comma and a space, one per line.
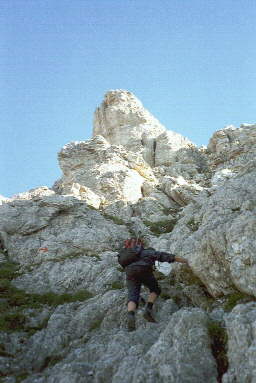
1, 90, 255, 382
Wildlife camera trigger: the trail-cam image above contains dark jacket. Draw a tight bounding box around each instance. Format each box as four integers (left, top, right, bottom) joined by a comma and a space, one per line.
125, 246, 175, 270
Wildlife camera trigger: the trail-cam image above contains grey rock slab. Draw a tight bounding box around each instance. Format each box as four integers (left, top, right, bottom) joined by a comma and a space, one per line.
157, 166, 256, 298
20, 290, 126, 372
57, 135, 155, 205
155, 130, 194, 167
29, 299, 178, 383
13, 252, 125, 295
0, 195, 129, 266
223, 302, 256, 383
207, 124, 256, 175
132, 308, 217, 383
161, 175, 204, 207
103, 200, 134, 223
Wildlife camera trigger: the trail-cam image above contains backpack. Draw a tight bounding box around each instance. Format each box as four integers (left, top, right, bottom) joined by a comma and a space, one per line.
117, 247, 141, 268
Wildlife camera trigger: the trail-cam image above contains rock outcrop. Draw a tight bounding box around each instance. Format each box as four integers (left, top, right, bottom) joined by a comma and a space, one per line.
223, 302, 256, 382
54, 135, 156, 206
1, 90, 256, 382
93, 89, 193, 167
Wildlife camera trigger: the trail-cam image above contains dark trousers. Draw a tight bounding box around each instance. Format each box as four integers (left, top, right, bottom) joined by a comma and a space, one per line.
126, 265, 161, 306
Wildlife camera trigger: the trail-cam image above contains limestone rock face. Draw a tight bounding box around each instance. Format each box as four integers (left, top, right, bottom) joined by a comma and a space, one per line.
13, 251, 125, 296
93, 89, 165, 148
55, 135, 156, 205
132, 308, 217, 383
161, 175, 204, 206
1, 90, 256, 382
154, 130, 194, 167
0, 193, 129, 267
208, 124, 256, 174
223, 303, 256, 383
208, 124, 256, 156
156, 162, 256, 298
5, 299, 217, 383
93, 90, 192, 167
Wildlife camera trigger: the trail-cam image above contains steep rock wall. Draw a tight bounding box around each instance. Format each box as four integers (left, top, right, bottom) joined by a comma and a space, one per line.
0, 90, 256, 383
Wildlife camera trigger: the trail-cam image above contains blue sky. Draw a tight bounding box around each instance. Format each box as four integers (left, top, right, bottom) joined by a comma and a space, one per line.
1, 0, 255, 197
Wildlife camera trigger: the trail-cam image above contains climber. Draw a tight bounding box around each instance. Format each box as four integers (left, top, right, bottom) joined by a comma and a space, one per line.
118, 238, 189, 331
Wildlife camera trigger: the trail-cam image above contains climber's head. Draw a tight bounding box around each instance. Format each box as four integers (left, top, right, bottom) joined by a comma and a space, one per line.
124, 238, 144, 249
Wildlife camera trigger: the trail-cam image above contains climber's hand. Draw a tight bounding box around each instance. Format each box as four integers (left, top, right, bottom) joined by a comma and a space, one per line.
175, 256, 189, 265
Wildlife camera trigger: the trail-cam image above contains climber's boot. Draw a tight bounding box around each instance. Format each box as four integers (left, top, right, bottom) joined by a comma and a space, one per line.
143, 307, 157, 323
127, 311, 136, 332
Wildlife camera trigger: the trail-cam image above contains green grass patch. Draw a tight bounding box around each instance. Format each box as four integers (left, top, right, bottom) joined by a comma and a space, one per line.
2, 288, 93, 310
0, 278, 11, 293
0, 261, 20, 280
0, 261, 93, 333
208, 321, 228, 382
143, 219, 177, 236
109, 281, 123, 290
223, 292, 256, 312
104, 214, 126, 225
34, 290, 94, 306
0, 311, 26, 332
25, 317, 50, 336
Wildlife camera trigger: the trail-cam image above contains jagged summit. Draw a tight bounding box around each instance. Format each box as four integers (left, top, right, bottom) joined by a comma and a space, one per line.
93, 89, 165, 136
52, 90, 200, 205
93, 89, 193, 166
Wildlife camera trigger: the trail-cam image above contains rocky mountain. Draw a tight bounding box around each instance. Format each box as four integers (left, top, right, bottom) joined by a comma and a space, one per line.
0, 90, 256, 383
